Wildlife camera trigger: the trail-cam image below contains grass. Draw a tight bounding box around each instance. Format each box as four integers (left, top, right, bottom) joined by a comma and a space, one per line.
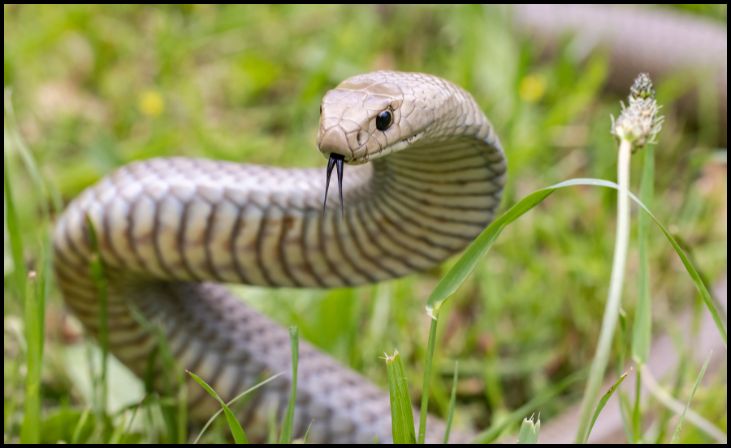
385, 351, 417, 444
187, 371, 248, 444
670, 352, 713, 443
5, 97, 48, 445
278, 327, 299, 444
4, 4, 727, 444
517, 415, 540, 444
417, 317, 438, 443
85, 217, 109, 418
418, 175, 726, 442
443, 361, 459, 443
589, 369, 630, 437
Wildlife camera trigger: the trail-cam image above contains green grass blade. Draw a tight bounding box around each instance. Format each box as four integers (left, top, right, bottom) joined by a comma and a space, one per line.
279, 326, 299, 444
443, 361, 459, 444
6, 96, 57, 444
385, 351, 416, 444
70, 408, 91, 444
418, 317, 438, 443
193, 372, 284, 444
123, 399, 142, 442
4, 144, 37, 443
85, 216, 110, 416
108, 413, 128, 443
267, 404, 278, 443
4, 90, 56, 213
176, 370, 188, 443
21, 271, 43, 443
426, 178, 726, 344
624, 190, 726, 346
631, 368, 642, 442
5, 98, 54, 443
3, 148, 28, 308
633, 146, 654, 363
670, 352, 712, 443
517, 415, 541, 444
425, 185, 554, 318
188, 370, 249, 444
588, 370, 630, 438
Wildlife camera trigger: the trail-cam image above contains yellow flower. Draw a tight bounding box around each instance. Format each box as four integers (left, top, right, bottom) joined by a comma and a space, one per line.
138, 90, 164, 117
519, 73, 546, 103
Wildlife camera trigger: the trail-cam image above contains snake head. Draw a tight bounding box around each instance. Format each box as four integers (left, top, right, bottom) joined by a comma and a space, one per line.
318, 71, 481, 215
317, 71, 437, 165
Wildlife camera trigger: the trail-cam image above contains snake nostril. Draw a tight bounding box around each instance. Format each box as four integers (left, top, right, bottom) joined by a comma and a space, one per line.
356, 130, 367, 146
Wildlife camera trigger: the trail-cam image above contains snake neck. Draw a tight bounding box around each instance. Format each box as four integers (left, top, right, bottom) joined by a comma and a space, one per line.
339, 136, 505, 281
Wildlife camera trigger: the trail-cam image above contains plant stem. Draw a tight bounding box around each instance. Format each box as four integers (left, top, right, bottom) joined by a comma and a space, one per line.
418, 317, 439, 444
279, 326, 299, 443
576, 138, 632, 443
443, 361, 459, 444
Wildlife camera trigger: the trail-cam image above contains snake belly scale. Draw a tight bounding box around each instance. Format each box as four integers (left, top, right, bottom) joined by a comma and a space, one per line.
53, 71, 506, 443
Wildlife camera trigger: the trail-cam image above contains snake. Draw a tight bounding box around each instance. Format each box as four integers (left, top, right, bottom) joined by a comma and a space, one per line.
52, 5, 726, 444
54, 70, 505, 443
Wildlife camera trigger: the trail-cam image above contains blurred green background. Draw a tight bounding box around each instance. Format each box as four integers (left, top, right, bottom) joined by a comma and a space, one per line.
4, 4, 726, 443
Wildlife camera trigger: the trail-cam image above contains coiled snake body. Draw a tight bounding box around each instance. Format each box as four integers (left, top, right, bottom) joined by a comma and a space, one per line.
54, 71, 505, 443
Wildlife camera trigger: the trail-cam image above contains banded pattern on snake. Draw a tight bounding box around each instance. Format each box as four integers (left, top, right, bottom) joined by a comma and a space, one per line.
54, 71, 505, 443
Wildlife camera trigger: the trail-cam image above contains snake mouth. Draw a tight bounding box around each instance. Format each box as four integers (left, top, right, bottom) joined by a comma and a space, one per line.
323, 153, 345, 216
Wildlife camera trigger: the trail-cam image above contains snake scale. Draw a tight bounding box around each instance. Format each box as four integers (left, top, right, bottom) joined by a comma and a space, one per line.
54, 71, 505, 443
53, 5, 726, 444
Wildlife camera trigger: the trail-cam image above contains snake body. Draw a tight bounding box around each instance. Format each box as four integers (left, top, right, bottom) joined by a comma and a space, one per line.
54, 71, 505, 443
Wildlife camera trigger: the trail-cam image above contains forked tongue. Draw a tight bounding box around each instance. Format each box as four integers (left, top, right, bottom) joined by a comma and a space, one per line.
323, 153, 345, 217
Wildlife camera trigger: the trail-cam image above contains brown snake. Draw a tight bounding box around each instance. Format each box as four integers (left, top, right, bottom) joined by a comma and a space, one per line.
53, 5, 726, 444
54, 71, 505, 443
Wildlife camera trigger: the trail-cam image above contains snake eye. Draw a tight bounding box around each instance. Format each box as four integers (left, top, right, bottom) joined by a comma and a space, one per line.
376, 110, 393, 131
